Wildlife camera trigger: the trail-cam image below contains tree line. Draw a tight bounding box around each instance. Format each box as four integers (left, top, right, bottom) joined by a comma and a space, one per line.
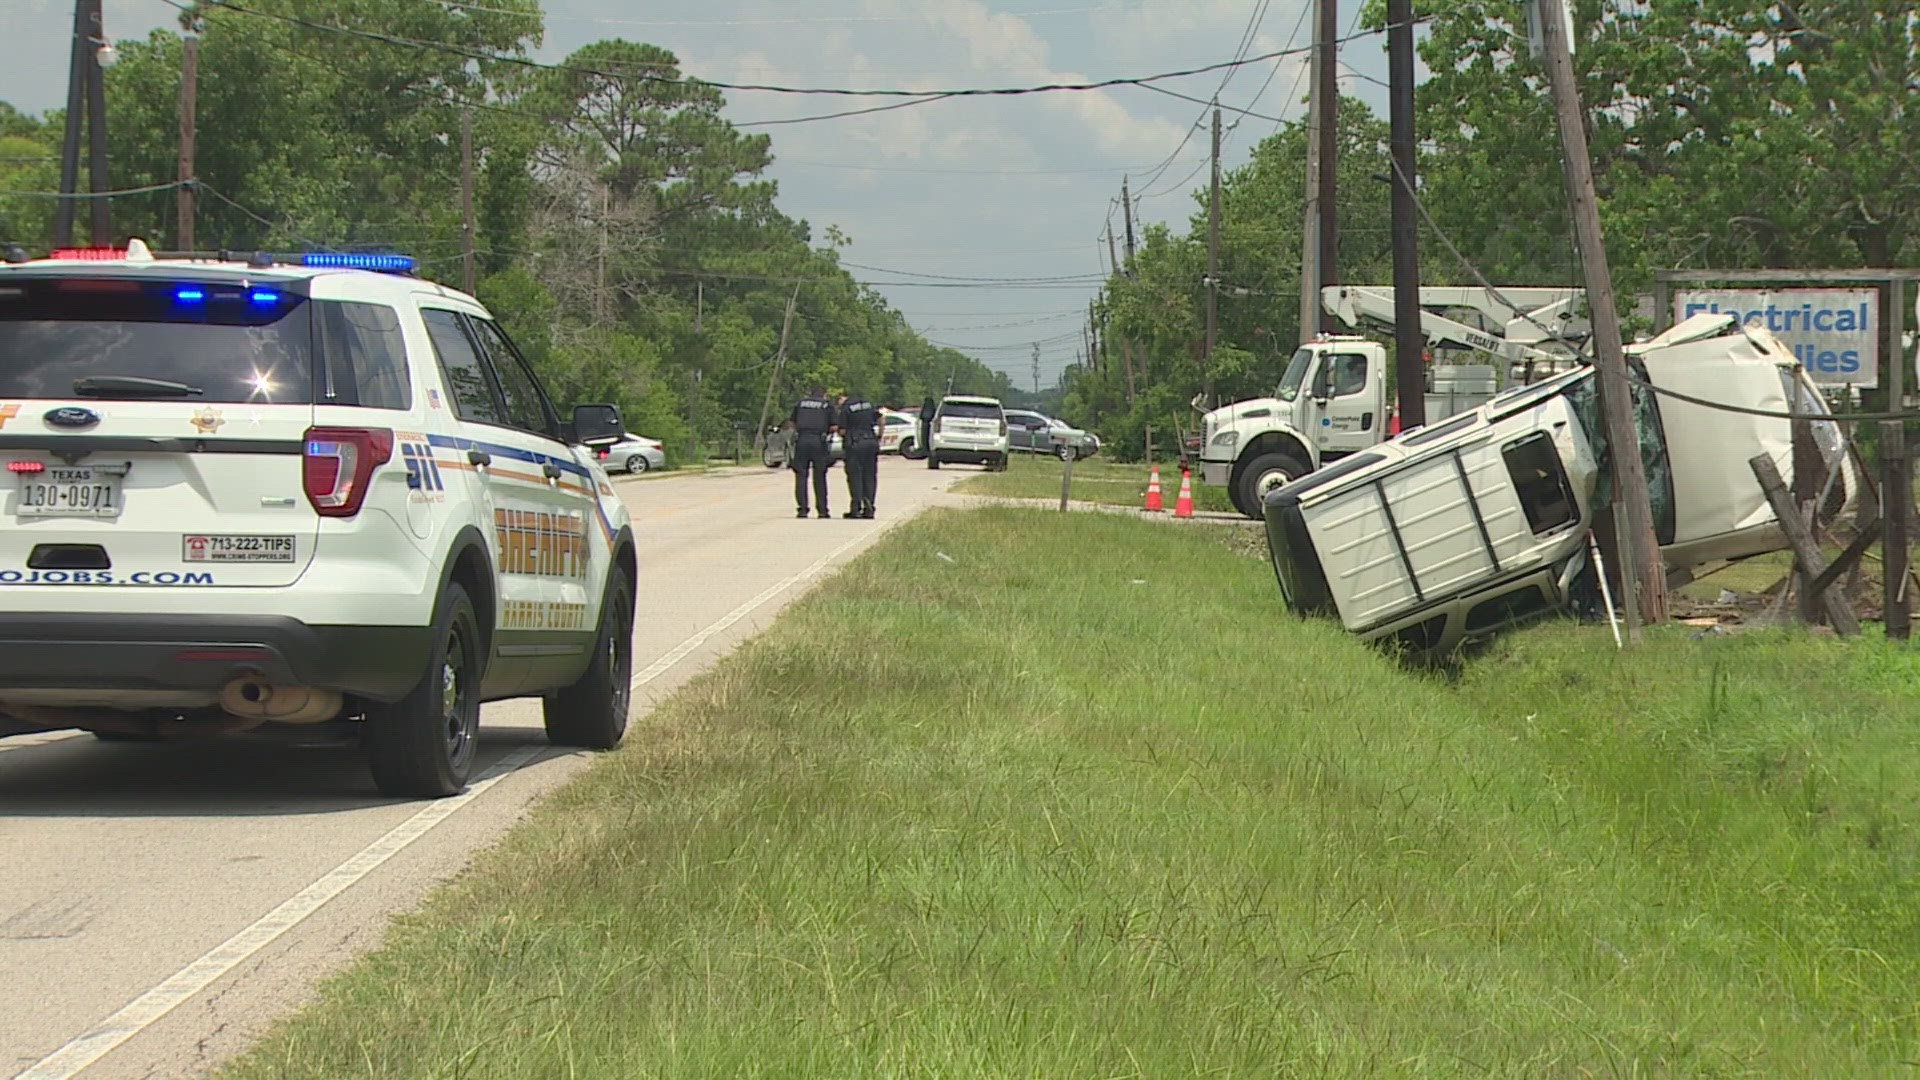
0, 0, 1014, 463
1067, 0, 1918, 459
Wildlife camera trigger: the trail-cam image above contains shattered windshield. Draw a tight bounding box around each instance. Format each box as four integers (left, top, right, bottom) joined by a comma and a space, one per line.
1275, 348, 1312, 402
1564, 367, 1677, 545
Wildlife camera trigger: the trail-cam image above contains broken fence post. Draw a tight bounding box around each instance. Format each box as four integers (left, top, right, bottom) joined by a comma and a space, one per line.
1882, 420, 1912, 641
1750, 454, 1859, 636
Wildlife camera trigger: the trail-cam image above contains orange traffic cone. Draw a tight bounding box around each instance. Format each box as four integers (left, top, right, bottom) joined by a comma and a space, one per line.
1174, 469, 1195, 518
1144, 465, 1164, 512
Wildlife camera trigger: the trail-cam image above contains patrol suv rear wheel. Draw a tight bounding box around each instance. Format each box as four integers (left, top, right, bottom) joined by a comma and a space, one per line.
365, 582, 482, 798
544, 565, 634, 750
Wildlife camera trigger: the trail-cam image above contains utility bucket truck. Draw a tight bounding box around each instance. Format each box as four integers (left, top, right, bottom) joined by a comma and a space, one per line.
1196, 286, 1588, 518
1261, 314, 1857, 656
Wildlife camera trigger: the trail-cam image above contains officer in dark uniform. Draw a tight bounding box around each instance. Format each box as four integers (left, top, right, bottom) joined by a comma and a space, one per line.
837, 392, 881, 518
790, 385, 834, 518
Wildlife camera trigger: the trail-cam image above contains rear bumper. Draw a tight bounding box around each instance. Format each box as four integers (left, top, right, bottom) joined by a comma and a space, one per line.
0, 614, 431, 703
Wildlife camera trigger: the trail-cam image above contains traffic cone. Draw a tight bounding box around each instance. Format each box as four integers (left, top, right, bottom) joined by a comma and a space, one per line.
1174, 469, 1195, 518
1144, 465, 1164, 512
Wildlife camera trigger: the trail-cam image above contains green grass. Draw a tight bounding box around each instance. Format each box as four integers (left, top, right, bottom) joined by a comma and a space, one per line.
955, 452, 1239, 514
228, 508, 1920, 1077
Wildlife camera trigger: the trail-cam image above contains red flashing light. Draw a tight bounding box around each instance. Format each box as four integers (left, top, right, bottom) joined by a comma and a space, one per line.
49, 247, 126, 261
7, 461, 44, 474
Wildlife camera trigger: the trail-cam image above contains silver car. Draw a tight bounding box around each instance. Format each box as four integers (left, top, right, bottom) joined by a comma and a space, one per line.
596, 433, 666, 474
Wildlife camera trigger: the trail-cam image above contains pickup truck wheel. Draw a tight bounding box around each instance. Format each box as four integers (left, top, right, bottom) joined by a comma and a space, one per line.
544, 566, 634, 750
1237, 452, 1308, 520
365, 582, 482, 798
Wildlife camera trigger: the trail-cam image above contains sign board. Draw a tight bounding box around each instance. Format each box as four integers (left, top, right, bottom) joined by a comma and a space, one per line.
1675, 288, 1879, 387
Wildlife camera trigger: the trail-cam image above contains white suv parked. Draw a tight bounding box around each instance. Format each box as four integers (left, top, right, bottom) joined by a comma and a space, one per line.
0, 241, 639, 797
926, 395, 1009, 471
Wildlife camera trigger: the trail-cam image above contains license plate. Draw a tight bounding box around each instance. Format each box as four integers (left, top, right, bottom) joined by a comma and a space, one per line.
183, 534, 295, 563
18, 466, 120, 518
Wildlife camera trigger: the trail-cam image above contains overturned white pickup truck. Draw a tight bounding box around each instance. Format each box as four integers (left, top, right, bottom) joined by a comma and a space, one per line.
1262, 315, 1856, 654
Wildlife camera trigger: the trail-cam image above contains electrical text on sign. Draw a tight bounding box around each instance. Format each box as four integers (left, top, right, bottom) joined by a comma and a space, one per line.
1677, 288, 1880, 387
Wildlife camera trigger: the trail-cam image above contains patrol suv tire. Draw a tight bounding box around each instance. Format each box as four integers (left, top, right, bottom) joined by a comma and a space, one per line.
365, 582, 483, 799
544, 566, 634, 750
1236, 451, 1308, 521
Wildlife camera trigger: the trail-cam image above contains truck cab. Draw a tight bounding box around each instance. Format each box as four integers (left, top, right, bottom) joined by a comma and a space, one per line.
1198, 336, 1388, 518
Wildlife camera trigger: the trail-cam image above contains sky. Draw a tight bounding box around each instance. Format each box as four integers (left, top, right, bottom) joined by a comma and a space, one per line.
0, 0, 1396, 389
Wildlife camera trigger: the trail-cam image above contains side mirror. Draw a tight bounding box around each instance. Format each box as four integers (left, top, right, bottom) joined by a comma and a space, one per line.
572, 403, 624, 447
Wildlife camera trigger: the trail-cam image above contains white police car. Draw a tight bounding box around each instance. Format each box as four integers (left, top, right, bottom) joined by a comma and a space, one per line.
0, 240, 639, 797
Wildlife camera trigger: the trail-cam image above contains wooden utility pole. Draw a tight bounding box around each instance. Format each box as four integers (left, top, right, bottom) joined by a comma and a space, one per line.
459, 109, 476, 294
1204, 105, 1222, 409
1386, 0, 1425, 432
595, 185, 609, 327
753, 284, 801, 452
1535, 0, 1667, 630
1121, 177, 1137, 267
1313, 0, 1339, 335
176, 34, 197, 251
1106, 225, 1122, 285
53, 0, 88, 247
83, 0, 110, 246
1299, 71, 1323, 341
1884, 419, 1912, 639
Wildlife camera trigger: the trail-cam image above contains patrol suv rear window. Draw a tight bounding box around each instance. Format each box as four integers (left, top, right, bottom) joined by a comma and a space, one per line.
940, 403, 1001, 419
0, 277, 313, 403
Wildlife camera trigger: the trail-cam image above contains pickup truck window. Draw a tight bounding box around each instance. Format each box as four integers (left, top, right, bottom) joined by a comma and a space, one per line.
1502, 432, 1579, 535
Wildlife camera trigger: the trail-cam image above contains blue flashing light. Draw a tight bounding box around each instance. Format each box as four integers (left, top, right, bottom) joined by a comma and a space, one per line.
174, 287, 206, 303
249, 289, 280, 306
300, 252, 416, 273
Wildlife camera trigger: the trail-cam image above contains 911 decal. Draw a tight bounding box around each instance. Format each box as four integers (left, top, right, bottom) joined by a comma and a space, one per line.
402, 442, 445, 492
494, 508, 588, 579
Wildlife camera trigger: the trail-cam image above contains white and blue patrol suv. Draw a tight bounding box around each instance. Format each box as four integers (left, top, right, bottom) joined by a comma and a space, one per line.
0, 240, 639, 797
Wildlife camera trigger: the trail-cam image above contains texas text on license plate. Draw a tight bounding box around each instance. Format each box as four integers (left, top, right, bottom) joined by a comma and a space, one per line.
17, 466, 120, 518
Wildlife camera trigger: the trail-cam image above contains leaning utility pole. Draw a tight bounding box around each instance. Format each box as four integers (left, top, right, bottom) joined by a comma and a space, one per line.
82, 0, 110, 246
55, 0, 111, 246
753, 284, 802, 452
1204, 105, 1222, 409
459, 110, 476, 294
1535, 0, 1667, 631
1386, 0, 1426, 431
1121, 176, 1137, 266
175, 34, 197, 251
1314, 0, 1339, 334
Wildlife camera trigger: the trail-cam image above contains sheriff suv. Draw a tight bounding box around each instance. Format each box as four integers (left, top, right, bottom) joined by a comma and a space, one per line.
0, 241, 639, 798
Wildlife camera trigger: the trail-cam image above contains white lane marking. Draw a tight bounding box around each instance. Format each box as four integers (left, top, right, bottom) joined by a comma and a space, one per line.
12, 745, 544, 1080
16, 526, 888, 1080
629, 531, 873, 691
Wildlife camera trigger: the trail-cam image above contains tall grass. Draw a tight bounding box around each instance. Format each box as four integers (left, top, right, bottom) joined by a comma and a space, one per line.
229, 508, 1920, 1078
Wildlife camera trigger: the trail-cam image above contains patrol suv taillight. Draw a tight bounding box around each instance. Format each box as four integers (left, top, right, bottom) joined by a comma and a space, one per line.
303, 427, 394, 517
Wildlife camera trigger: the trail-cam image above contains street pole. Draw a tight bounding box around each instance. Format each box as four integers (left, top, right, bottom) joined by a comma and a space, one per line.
459, 109, 475, 294
1121, 176, 1137, 267
1299, 24, 1323, 345
1314, 0, 1339, 334
1387, 0, 1426, 432
754, 284, 801, 452
1535, 0, 1667, 631
53, 0, 88, 247
176, 34, 197, 251
1205, 105, 1222, 409
83, 0, 111, 247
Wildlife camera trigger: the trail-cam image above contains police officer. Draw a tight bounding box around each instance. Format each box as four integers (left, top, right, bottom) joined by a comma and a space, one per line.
837, 391, 881, 518
790, 384, 834, 518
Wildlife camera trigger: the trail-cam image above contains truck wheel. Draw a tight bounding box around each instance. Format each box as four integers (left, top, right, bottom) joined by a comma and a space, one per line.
1236, 452, 1308, 520
365, 582, 483, 798
928, 457, 941, 470
544, 565, 634, 750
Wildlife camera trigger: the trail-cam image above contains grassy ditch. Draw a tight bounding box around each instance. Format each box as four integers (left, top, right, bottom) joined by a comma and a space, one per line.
954, 452, 1239, 515
230, 508, 1920, 1077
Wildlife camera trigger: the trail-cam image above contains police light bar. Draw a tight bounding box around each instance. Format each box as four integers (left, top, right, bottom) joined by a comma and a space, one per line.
300, 253, 415, 273
49, 247, 127, 261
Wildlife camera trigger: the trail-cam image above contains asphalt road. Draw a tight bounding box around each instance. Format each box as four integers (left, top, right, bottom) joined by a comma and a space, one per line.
0, 456, 962, 1080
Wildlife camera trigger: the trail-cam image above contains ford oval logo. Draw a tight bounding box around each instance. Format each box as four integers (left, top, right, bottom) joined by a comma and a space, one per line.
44, 406, 100, 429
